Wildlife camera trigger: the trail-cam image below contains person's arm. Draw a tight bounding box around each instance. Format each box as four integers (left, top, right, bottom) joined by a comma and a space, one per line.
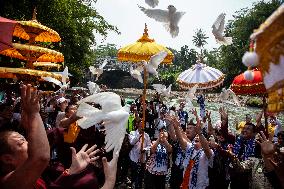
256, 111, 263, 128
129, 131, 141, 145
101, 151, 119, 189
194, 109, 213, 159
151, 138, 160, 154
168, 122, 177, 141
1, 85, 50, 189
161, 138, 172, 153
59, 112, 80, 128
166, 115, 188, 150
206, 111, 214, 136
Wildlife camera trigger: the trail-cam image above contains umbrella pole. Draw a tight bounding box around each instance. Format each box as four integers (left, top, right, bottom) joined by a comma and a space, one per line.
140, 67, 147, 163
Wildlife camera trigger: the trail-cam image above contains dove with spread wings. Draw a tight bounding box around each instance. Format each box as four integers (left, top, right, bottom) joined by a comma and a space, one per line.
152, 84, 172, 97
77, 92, 130, 153
42, 66, 70, 91
130, 65, 143, 83
212, 13, 232, 46
89, 59, 109, 81
138, 5, 185, 38
87, 81, 101, 94
145, 0, 159, 8
219, 88, 241, 106
142, 50, 167, 78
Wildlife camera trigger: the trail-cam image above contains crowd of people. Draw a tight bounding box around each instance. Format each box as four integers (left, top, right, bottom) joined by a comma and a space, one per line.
0, 85, 284, 189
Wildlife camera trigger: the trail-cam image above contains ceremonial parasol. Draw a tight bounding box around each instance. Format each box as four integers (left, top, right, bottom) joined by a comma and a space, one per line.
117, 24, 173, 160
230, 69, 266, 95
250, 4, 284, 112
0, 9, 65, 90
176, 59, 225, 90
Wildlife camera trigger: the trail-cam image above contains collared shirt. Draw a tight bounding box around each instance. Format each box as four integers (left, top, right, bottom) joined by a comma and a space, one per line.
129, 130, 151, 163
183, 142, 214, 189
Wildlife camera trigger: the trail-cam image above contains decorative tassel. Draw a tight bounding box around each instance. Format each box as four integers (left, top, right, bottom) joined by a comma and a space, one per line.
244, 70, 254, 81
242, 51, 259, 67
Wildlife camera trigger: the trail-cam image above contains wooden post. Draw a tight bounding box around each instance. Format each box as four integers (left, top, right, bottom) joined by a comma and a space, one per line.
140, 66, 147, 163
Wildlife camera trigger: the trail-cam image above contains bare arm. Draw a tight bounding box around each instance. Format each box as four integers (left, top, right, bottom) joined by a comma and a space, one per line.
206, 111, 214, 136
59, 112, 80, 128
1, 85, 50, 189
151, 139, 160, 154
168, 122, 177, 141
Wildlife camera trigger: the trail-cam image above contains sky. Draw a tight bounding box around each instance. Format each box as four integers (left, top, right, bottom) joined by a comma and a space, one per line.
94, 0, 262, 51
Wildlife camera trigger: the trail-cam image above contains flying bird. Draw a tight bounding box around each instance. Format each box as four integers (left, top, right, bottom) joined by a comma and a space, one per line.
77, 92, 130, 153
87, 81, 101, 94
212, 13, 232, 46
42, 66, 70, 91
89, 59, 109, 81
219, 88, 241, 106
145, 0, 159, 8
142, 50, 167, 77
138, 5, 185, 38
152, 84, 172, 97
130, 65, 143, 83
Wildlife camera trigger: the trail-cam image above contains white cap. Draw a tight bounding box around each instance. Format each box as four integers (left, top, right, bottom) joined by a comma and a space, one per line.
57, 97, 68, 104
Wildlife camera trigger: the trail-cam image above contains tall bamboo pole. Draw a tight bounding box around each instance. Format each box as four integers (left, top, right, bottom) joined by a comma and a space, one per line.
140, 66, 147, 163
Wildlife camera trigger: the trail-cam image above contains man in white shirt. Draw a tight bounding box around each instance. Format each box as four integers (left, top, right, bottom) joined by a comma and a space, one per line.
169, 109, 214, 189
129, 120, 151, 188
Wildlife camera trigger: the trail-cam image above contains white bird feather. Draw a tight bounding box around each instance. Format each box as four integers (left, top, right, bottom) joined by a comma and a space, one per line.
138, 5, 185, 38
42, 66, 70, 91
130, 66, 143, 83
89, 59, 109, 81
152, 84, 172, 97
212, 13, 232, 46
219, 88, 241, 106
143, 50, 167, 77
77, 92, 130, 153
87, 81, 101, 94
145, 0, 159, 8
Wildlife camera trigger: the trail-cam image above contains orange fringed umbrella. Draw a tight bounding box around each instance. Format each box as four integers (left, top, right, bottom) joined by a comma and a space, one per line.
231, 70, 266, 95
33, 62, 62, 69
0, 43, 64, 63
117, 24, 173, 161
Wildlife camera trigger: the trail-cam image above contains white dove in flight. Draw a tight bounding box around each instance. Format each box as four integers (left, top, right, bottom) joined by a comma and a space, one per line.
145, 0, 159, 8
142, 50, 167, 77
89, 59, 109, 81
219, 88, 241, 106
138, 5, 185, 38
152, 84, 172, 97
77, 92, 130, 153
130, 65, 143, 83
185, 84, 198, 107
42, 66, 70, 91
212, 13, 232, 46
87, 81, 101, 94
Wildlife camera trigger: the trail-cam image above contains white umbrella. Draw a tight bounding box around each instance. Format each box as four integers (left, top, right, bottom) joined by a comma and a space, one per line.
177, 62, 225, 90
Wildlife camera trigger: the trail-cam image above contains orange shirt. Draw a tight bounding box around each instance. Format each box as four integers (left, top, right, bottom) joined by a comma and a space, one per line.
63, 121, 80, 143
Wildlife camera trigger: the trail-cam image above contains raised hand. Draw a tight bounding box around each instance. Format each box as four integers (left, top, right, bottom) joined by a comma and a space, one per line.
256, 131, 275, 156
102, 151, 119, 189
206, 110, 211, 120
21, 84, 40, 115
68, 144, 100, 175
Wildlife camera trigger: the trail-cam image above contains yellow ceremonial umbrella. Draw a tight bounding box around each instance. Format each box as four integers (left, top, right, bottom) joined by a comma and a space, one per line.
117, 24, 173, 160
33, 62, 62, 69
13, 8, 61, 42
250, 4, 284, 112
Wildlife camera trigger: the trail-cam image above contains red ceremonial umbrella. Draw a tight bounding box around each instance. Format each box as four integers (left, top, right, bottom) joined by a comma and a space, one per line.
230, 69, 266, 95
0, 17, 17, 52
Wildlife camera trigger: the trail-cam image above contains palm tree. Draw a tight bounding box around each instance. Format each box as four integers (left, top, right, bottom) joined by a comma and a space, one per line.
192, 29, 208, 57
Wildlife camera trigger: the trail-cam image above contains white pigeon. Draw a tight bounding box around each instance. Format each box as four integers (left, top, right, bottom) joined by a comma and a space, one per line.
152, 84, 172, 97
42, 66, 69, 91
212, 13, 232, 46
77, 92, 130, 153
142, 50, 167, 77
219, 88, 241, 106
89, 59, 108, 81
138, 5, 185, 38
130, 65, 143, 83
87, 81, 101, 94
184, 84, 198, 107
145, 0, 159, 8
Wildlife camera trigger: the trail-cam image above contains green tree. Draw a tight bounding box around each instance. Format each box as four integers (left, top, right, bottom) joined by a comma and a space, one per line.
192, 28, 208, 55
0, 0, 119, 84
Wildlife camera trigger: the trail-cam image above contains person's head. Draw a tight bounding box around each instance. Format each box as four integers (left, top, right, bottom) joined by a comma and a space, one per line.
135, 119, 144, 134
179, 102, 185, 110
245, 114, 252, 123
186, 120, 197, 141
193, 135, 202, 150
215, 129, 225, 143
0, 131, 28, 174
57, 97, 68, 111
65, 104, 77, 118
0, 103, 13, 120
269, 116, 277, 126
242, 123, 255, 140
277, 131, 284, 147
